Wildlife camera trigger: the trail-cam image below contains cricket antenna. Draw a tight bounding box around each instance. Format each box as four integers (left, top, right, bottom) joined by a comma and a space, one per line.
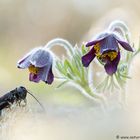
27, 90, 45, 111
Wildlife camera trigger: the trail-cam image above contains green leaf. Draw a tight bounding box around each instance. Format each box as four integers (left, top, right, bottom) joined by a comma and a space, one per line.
56, 80, 69, 88
119, 74, 131, 79
56, 60, 67, 76
81, 44, 87, 55
64, 59, 74, 74
66, 73, 74, 79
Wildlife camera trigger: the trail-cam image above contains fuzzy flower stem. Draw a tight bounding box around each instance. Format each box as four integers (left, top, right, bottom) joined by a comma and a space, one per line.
45, 38, 73, 56
84, 86, 105, 103
108, 20, 131, 43
76, 81, 107, 107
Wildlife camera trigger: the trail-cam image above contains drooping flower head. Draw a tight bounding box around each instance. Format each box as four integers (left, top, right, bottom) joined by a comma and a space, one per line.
82, 32, 133, 75
17, 47, 54, 84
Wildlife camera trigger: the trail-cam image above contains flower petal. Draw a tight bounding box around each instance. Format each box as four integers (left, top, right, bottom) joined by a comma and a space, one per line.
30, 48, 53, 67
17, 48, 40, 69
44, 65, 54, 84
99, 35, 119, 54
86, 32, 109, 47
116, 39, 133, 52
104, 51, 120, 75
82, 47, 96, 67
86, 39, 104, 47
29, 73, 41, 83
17, 55, 31, 69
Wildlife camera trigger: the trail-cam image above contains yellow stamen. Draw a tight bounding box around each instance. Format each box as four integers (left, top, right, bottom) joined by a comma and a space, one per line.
28, 65, 39, 74
101, 51, 117, 61
94, 43, 101, 57
94, 43, 117, 61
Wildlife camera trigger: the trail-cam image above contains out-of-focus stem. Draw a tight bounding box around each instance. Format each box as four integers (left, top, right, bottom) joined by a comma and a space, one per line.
76, 81, 107, 107
45, 38, 73, 56
108, 20, 131, 43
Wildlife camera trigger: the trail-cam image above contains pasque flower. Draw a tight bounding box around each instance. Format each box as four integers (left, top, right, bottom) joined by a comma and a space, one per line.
82, 32, 133, 75
17, 47, 54, 84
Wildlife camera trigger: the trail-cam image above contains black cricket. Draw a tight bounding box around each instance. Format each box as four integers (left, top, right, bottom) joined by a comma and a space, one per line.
0, 86, 44, 114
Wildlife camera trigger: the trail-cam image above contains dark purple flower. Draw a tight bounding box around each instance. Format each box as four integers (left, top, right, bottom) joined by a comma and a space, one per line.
82, 32, 133, 75
17, 47, 54, 84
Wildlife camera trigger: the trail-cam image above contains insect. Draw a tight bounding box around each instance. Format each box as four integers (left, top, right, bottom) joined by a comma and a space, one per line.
0, 86, 44, 115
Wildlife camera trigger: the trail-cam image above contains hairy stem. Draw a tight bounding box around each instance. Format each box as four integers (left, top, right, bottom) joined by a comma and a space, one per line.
76, 81, 107, 106
45, 38, 73, 56
108, 20, 131, 42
